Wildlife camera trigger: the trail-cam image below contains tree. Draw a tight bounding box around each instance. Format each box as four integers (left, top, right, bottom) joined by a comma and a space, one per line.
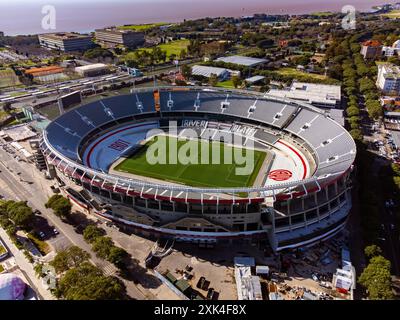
359, 78, 375, 94
358, 255, 394, 300
208, 73, 218, 86
346, 106, 360, 117
231, 75, 242, 89
114, 47, 123, 55
84, 47, 114, 60
350, 129, 363, 141
365, 99, 382, 120
83, 224, 106, 243
179, 49, 187, 60
3, 102, 12, 113
92, 236, 113, 259
45, 195, 72, 218
391, 163, 400, 177
51, 246, 90, 274
181, 64, 192, 79
5, 201, 34, 229
169, 53, 177, 62
256, 39, 274, 49
364, 245, 383, 260
56, 262, 126, 300
108, 246, 128, 268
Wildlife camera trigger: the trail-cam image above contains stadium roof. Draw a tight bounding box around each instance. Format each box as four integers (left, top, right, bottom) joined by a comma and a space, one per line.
216, 55, 268, 67
191, 65, 229, 78
42, 87, 356, 198
328, 109, 345, 126
268, 81, 341, 107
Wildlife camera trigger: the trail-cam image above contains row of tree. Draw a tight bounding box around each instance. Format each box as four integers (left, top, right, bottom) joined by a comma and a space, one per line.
47, 246, 126, 300
45, 195, 72, 219
358, 245, 394, 299
0, 200, 34, 230
83, 224, 129, 269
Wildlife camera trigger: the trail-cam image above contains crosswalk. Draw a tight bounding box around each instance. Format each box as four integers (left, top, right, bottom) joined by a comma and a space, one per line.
95, 260, 117, 276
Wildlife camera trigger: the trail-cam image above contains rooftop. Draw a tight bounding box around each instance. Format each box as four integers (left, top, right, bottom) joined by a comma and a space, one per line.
75, 63, 108, 72
362, 40, 382, 47
245, 75, 265, 84
191, 65, 228, 78
0, 124, 37, 141
380, 63, 400, 79
39, 32, 91, 40
95, 27, 143, 34
268, 81, 341, 107
24, 65, 64, 76
216, 55, 268, 67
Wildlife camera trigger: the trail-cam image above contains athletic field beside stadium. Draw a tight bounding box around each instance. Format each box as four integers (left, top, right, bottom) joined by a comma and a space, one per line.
114, 135, 267, 188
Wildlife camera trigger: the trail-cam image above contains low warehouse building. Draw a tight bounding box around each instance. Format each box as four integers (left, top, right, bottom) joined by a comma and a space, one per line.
75, 63, 109, 77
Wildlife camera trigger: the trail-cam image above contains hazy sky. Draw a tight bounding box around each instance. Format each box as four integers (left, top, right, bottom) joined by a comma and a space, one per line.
0, 0, 396, 35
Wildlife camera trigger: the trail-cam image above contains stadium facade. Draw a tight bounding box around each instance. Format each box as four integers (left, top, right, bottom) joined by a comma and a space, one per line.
40, 87, 356, 252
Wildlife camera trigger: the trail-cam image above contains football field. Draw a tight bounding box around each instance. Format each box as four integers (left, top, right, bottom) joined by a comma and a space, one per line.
114, 136, 267, 188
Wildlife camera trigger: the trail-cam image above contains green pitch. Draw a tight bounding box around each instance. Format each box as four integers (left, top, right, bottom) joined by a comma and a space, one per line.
114, 135, 267, 188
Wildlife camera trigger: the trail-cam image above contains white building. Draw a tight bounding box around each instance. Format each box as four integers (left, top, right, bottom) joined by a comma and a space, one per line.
216, 55, 268, 67
234, 257, 263, 300
382, 39, 400, 57
376, 64, 400, 95
191, 65, 230, 80
382, 46, 399, 57
268, 81, 342, 109
332, 248, 356, 299
75, 63, 109, 77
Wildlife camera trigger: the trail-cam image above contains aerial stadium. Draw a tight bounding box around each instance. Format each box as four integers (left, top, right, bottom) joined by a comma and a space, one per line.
40, 86, 356, 252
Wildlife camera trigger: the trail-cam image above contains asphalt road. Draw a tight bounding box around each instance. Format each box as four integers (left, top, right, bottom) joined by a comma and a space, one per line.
362, 119, 400, 276
0, 147, 150, 299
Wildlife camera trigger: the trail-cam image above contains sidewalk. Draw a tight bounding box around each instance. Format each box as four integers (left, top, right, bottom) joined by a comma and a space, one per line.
0, 228, 55, 300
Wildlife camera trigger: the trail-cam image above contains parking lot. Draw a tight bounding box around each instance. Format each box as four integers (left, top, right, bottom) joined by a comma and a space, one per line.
266, 234, 351, 300
154, 242, 275, 300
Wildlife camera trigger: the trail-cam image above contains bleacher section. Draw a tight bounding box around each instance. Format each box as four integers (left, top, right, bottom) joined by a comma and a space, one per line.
285, 108, 356, 176
159, 91, 298, 129
44, 87, 356, 192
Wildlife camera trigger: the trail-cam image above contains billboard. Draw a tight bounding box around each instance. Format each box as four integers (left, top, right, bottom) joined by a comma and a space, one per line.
58, 91, 82, 114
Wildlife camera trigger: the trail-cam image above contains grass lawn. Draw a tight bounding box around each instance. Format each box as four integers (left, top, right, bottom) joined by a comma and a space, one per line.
381, 10, 400, 18
27, 233, 50, 256
0, 110, 9, 121
216, 80, 235, 89
0, 243, 7, 256
130, 39, 190, 60
115, 135, 267, 188
276, 67, 339, 83
0, 68, 21, 89
118, 22, 169, 31
0, 265, 4, 273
